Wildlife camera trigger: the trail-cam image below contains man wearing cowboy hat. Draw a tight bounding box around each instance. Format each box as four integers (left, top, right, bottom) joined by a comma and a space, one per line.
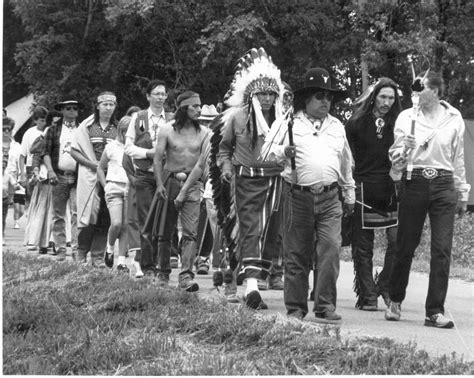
262, 67, 355, 321
42, 94, 84, 261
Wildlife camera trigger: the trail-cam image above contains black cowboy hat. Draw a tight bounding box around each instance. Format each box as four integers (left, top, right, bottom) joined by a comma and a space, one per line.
53, 95, 84, 111
294, 67, 347, 102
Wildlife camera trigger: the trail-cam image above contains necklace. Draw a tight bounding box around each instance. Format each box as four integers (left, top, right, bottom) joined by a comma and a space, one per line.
373, 111, 385, 139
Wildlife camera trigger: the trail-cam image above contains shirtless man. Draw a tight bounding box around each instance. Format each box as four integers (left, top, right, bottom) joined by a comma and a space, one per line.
153, 91, 210, 291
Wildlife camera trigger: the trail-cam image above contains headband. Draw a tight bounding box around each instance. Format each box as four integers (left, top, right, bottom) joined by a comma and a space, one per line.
97, 94, 117, 104
178, 94, 201, 108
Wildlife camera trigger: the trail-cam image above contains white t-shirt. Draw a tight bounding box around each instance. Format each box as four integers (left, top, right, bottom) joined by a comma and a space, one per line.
58, 124, 77, 172
20, 126, 43, 167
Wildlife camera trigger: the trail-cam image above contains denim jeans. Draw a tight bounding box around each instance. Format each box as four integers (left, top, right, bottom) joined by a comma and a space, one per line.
135, 170, 156, 272
282, 183, 342, 317
51, 174, 77, 252
126, 177, 141, 262
389, 175, 457, 317
352, 183, 397, 307
157, 177, 200, 278
77, 224, 108, 264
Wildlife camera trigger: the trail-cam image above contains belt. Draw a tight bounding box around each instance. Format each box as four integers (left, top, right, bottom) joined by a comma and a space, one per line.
287, 181, 338, 194
406, 168, 452, 180
57, 170, 76, 176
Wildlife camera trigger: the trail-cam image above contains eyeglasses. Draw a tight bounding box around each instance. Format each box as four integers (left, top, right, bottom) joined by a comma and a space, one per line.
150, 92, 168, 97
64, 106, 78, 111
314, 91, 334, 101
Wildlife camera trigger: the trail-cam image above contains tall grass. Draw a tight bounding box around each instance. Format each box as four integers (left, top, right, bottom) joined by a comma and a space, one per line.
3, 252, 472, 375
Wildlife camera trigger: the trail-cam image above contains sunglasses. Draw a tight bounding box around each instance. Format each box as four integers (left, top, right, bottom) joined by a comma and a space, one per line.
314, 91, 334, 101
3, 127, 12, 132
64, 105, 78, 111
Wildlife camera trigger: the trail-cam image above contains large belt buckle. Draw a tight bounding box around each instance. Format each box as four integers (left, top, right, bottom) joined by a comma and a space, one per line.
309, 184, 323, 195
422, 168, 438, 179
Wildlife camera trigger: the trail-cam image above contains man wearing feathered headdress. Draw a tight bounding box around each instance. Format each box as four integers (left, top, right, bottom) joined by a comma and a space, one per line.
215, 47, 286, 309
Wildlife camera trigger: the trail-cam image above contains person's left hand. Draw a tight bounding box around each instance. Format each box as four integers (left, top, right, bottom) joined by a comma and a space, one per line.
174, 190, 186, 211
455, 200, 467, 218
343, 202, 355, 217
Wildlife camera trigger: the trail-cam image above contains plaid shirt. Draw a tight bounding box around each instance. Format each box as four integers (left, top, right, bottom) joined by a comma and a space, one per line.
42, 118, 78, 173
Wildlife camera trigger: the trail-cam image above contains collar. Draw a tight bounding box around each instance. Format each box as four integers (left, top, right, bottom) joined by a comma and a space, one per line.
148, 107, 165, 119
63, 120, 76, 129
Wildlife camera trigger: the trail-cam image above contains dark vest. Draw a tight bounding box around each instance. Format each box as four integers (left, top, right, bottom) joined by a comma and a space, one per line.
132, 110, 174, 171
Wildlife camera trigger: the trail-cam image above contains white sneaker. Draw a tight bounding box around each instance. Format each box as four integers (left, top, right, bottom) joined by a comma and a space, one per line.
424, 313, 454, 329
134, 261, 144, 278
13, 222, 20, 229
385, 301, 401, 321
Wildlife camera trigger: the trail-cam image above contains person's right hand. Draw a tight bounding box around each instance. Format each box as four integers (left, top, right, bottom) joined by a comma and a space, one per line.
284, 145, 296, 158
222, 168, 233, 183
19, 172, 27, 187
146, 149, 155, 159
48, 170, 58, 185
156, 184, 168, 200
403, 134, 416, 153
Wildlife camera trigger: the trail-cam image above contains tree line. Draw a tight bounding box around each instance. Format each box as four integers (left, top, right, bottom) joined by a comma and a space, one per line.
3, 0, 474, 120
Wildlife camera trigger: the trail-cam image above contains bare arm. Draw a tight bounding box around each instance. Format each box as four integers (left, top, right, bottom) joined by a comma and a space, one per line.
96, 150, 109, 188
153, 126, 168, 199
70, 147, 98, 171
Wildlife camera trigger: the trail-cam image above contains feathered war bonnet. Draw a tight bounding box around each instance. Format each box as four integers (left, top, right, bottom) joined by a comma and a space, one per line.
223, 47, 285, 137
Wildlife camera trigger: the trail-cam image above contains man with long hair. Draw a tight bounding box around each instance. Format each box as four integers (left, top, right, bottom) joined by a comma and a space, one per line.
71, 91, 118, 267
345, 78, 402, 311
152, 91, 210, 291
216, 48, 286, 309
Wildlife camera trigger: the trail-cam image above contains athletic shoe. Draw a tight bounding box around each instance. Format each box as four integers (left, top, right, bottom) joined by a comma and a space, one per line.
268, 275, 284, 290
360, 304, 378, 311
13, 222, 20, 229
385, 301, 401, 321
315, 311, 342, 321
134, 261, 144, 278
104, 251, 114, 268
56, 248, 67, 261
257, 278, 268, 291
170, 256, 179, 269
177, 275, 199, 292
117, 264, 130, 274
424, 313, 454, 329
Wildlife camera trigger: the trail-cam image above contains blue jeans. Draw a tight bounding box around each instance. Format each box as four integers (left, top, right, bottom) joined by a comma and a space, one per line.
135, 170, 156, 272
157, 177, 200, 278
282, 183, 342, 317
389, 175, 457, 317
51, 174, 77, 252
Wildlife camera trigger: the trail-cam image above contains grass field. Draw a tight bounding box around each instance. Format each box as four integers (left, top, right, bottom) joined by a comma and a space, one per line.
3, 251, 473, 375
341, 212, 474, 282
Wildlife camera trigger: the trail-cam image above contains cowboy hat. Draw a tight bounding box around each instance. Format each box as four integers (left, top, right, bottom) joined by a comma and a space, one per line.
198, 104, 219, 121
53, 95, 84, 111
294, 67, 347, 101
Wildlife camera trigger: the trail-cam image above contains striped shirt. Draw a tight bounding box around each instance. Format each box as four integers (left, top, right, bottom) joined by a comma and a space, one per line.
87, 122, 117, 161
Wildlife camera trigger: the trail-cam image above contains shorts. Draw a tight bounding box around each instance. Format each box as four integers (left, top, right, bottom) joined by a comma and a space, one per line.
104, 181, 128, 209
13, 193, 25, 205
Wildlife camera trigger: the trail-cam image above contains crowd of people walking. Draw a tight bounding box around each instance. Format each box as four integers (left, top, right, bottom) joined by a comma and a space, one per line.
2, 47, 469, 330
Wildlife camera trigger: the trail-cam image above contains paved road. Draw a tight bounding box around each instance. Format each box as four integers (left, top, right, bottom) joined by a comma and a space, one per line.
3, 209, 473, 361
